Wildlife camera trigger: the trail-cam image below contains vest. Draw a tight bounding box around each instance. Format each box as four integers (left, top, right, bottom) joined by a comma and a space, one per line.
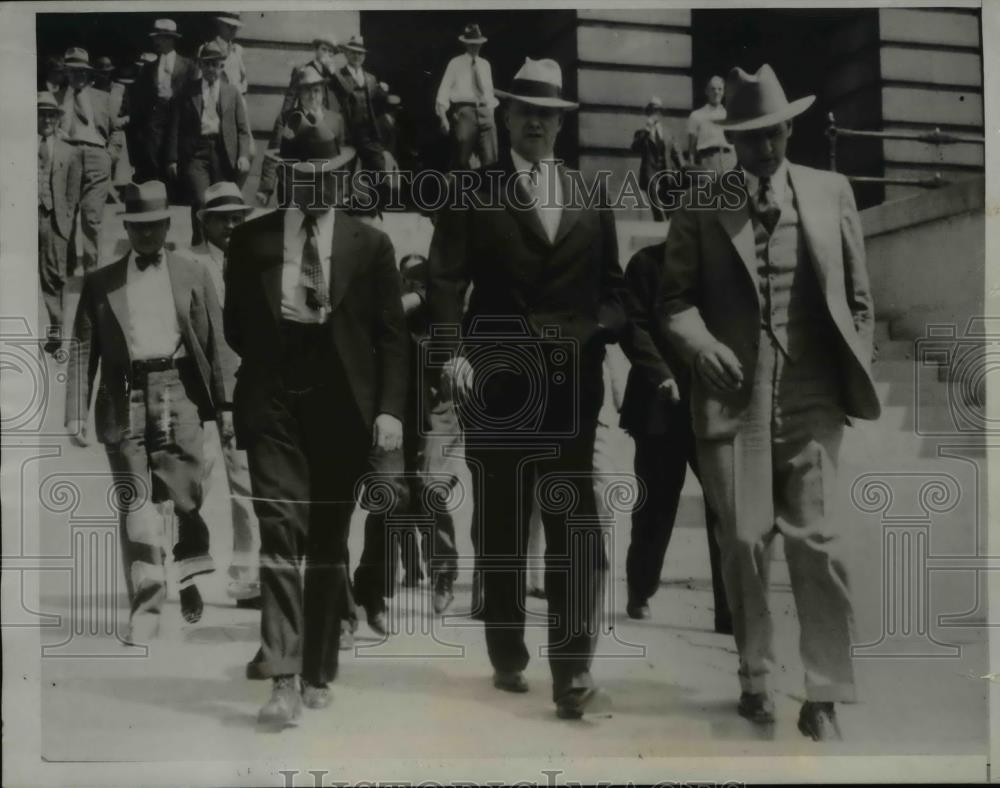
753, 178, 836, 363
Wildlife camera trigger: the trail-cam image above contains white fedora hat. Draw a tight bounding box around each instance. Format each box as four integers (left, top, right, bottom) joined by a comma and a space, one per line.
495, 57, 578, 110
149, 18, 181, 38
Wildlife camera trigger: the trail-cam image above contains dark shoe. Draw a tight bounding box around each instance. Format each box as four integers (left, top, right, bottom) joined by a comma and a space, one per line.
555, 687, 597, 720
401, 571, 424, 588
798, 701, 843, 742
626, 599, 651, 620
258, 676, 301, 728
737, 692, 775, 725
301, 680, 332, 710
365, 605, 388, 637
433, 579, 454, 615
492, 670, 529, 693
179, 584, 203, 624
339, 620, 354, 651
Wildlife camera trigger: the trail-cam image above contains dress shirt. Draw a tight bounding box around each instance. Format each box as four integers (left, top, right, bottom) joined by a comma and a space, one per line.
435, 53, 499, 114
742, 159, 790, 208
282, 207, 335, 323
125, 249, 183, 360
646, 117, 664, 142
156, 50, 176, 99
511, 148, 562, 243
200, 79, 222, 136
687, 102, 731, 152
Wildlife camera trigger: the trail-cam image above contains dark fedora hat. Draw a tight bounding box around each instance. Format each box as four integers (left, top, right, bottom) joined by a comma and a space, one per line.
715, 64, 815, 132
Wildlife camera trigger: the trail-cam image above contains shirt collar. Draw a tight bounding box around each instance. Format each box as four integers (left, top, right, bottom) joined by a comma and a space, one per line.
742, 159, 790, 204
286, 206, 335, 236
510, 148, 557, 175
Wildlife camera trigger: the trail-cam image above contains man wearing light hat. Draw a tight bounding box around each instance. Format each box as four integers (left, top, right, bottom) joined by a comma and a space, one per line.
212, 12, 248, 96
137, 18, 195, 183
224, 120, 406, 727
59, 47, 114, 273
37, 90, 82, 353
434, 23, 499, 170
271, 34, 342, 154
167, 40, 252, 246
631, 95, 684, 222
427, 57, 628, 721
657, 64, 879, 741
65, 180, 228, 643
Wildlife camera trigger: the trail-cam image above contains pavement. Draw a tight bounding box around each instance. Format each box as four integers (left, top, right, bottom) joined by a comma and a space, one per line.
24, 204, 989, 766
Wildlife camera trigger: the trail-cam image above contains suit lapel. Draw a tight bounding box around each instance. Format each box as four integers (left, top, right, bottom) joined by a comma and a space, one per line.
166, 253, 193, 342
190, 80, 203, 120
551, 165, 582, 247
330, 211, 362, 312
716, 193, 757, 281
495, 156, 550, 248
105, 256, 131, 344
258, 211, 285, 323
788, 164, 834, 293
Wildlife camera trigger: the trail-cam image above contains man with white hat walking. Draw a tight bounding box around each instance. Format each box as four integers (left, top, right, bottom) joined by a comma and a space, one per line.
427, 57, 628, 720
212, 12, 249, 96
59, 47, 114, 273
65, 181, 228, 643
657, 64, 880, 740
434, 23, 499, 170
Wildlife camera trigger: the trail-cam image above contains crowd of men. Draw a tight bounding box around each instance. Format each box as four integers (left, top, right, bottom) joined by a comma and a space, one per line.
40, 15, 878, 743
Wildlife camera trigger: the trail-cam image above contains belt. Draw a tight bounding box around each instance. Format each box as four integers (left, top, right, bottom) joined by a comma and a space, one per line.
66, 139, 106, 149
451, 101, 489, 109
130, 356, 193, 387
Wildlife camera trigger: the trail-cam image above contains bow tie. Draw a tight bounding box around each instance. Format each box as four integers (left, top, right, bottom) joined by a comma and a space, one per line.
135, 252, 162, 271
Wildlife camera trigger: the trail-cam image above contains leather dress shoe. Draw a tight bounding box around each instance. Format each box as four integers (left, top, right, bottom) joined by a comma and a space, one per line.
626, 599, 651, 620
798, 701, 843, 741
433, 580, 454, 615
179, 584, 204, 624
366, 605, 388, 637
737, 692, 775, 724
555, 687, 597, 720
492, 670, 529, 693
258, 676, 302, 728
301, 680, 332, 710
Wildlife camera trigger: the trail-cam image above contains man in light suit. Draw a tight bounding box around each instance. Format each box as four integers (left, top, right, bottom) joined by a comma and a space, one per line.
657, 65, 880, 741
37, 91, 82, 353
167, 40, 252, 246
225, 122, 408, 727
59, 47, 114, 273
65, 181, 228, 643
428, 58, 628, 720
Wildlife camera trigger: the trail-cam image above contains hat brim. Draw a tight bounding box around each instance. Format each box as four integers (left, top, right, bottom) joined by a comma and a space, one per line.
123, 209, 172, 223
342, 45, 366, 54
217, 17, 244, 27
458, 36, 488, 44
495, 90, 578, 110
197, 204, 252, 220
64, 63, 94, 70
714, 95, 815, 132
148, 31, 182, 38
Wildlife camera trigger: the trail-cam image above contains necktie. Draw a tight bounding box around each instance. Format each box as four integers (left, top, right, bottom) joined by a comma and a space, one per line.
300, 215, 331, 311
135, 252, 161, 271
470, 57, 485, 101
39, 138, 53, 211
751, 176, 781, 235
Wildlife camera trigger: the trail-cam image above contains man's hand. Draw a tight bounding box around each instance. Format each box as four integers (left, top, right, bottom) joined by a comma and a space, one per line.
441, 356, 473, 401
67, 419, 91, 448
656, 378, 682, 404
372, 413, 403, 452
218, 411, 235, 445
440, 117, 450, 135
694, 341, 743, 393
237, 156, 251, 175
167, 162, 178, 181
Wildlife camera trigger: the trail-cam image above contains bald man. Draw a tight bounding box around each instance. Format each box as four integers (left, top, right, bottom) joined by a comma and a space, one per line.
687, 76, 736, 174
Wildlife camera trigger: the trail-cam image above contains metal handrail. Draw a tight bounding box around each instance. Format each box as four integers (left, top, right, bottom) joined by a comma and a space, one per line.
826, 111, 984, 189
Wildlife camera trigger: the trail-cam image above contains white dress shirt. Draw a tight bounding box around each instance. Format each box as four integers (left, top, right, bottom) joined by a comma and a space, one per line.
200, 79, 222, 136
282, 208, 335, 323
156, 50, 176, 99
125, 249, 183, 360
435, 53, 498, 115
511, 148, 562, 243
743, 159, 790, 206
688, 102, 731, 152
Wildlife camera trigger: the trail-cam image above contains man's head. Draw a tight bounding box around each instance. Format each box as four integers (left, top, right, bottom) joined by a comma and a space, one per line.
215, 14, 240, 43
199, 42, 226, 84
198, 182, 251, 252
126, 219, 170, 255
645, 96, 664, 121
93, 57, 114, 90
43, 56, 66, 89
505, 100, 563, 163
122, 181, 172, 252
313, 38, 338, 68
37, 92, 62, 137
297, 66, 326, 113
464, 42, 482, 58
705, 75, 724, 107
151, 34, 176, 55
458, 23, 487, 56
727, 121, 792, 178
278, 120, 355, 216
343, 35, 367, 69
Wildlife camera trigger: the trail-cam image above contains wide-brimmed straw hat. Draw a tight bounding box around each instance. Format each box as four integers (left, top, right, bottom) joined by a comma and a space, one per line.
715, 64, 815, 132
197, 182, 252, 220
38, 91, 63, 113
63, 47, 93, 70
342, 34, 366, 54
216, 12, 243, 28
495, 57, 578, 110
123, 181, 172, 223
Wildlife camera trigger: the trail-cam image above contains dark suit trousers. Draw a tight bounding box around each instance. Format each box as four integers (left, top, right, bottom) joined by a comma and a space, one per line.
104, 367, 212, 618
626, 430, 730, 625
182, 135, 236, 246
246, 322, 387, 684
38, 206, 69, 330
141, 98, 171, 184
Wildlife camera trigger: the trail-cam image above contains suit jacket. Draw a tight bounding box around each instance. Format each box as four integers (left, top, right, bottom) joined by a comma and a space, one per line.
426, 153, 629, 421
59, 87, 113, 147
139, 52, 196, 109
619, 241, 689, 436
167, 78, 252, 170
65, 252, 229, 444
331, 66, 390, 143
656, 162, 880, 440
42, 136, 83, 239
631, 125, 683, 189
223, 210, 409, 445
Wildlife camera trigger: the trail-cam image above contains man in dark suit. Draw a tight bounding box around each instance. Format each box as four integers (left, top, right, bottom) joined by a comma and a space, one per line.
37, 90, 82, 353
619, 241, 730, 633
631, 97, 685, 222
137, 19, 196, 183
224, 122, 408, 727
427, 57, 628, 720
59, 47, 114, 273
64, 181, 228, 644
269, 35, 342, 151
167, 41, 252, 246
657, 66, 880, 740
